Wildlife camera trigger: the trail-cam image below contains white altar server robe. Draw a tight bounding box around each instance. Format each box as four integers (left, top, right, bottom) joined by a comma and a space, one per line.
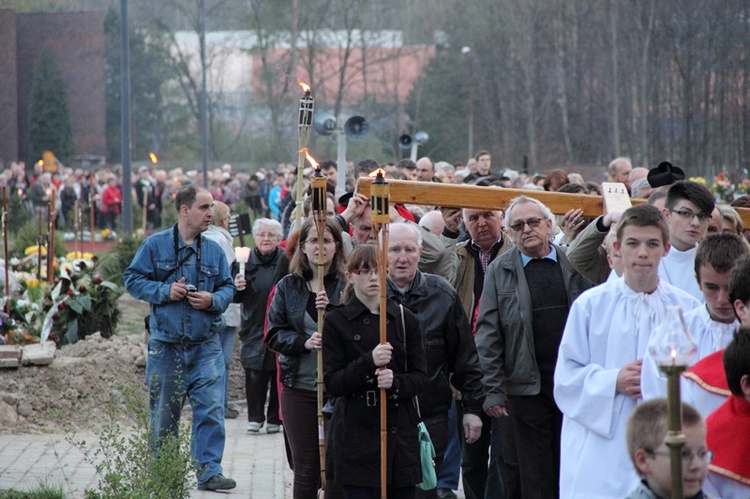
554, 278, 699, 499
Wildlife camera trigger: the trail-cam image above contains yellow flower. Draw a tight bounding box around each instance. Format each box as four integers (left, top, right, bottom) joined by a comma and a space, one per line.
66, 251, 95, 260
25, 245, 47, 256
26, 279, 40, 289
101, 229, 111, 238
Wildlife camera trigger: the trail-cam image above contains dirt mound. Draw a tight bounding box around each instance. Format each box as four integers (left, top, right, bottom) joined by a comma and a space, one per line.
0, 295, 247, 435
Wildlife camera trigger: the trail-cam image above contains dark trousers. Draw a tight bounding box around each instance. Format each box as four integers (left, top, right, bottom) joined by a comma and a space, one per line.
506, 382, 562, 499
280, 386, 342, 499
245, 367, 281, 425
461, 411, 515, 499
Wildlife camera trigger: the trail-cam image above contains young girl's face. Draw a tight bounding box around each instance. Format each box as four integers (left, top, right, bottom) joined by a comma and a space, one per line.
302, 225, 336, 267
347, 265, 380, 301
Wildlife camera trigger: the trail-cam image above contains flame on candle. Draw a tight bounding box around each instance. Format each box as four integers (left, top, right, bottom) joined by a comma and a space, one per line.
299, 148, 320, 169
149, 153, 158, 164
369, 168, 386, 178
297, 78, 311, 94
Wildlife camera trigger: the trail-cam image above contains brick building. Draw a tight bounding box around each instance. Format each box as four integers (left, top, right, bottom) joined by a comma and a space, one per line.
0, 9, 105, 167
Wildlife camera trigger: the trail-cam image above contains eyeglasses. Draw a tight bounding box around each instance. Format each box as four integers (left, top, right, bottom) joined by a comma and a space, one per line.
350, 268, 378, 277
646, 449, 714, 466
305, 238, 335, 246
509, 217, 544, 232
670, 209, 711, 222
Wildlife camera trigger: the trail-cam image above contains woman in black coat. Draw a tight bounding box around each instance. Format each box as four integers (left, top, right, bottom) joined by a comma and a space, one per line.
323, 244, 429, 499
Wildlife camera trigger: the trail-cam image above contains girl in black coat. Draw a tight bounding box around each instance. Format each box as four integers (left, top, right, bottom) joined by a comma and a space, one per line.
323, 244, 429, 499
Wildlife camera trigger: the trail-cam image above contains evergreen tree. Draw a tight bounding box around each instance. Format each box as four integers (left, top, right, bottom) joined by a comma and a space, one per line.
28, 49, 76, 166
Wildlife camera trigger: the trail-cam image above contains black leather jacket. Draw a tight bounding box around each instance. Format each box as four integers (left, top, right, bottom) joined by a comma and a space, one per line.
387, 270, 485, 419
266, 271, 345, 389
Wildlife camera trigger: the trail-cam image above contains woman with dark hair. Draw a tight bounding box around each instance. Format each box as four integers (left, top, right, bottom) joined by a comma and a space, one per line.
266, 217, 347, 499
323, 244, 429, 499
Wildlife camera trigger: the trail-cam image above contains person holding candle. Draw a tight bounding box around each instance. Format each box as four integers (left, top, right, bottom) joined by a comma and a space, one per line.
554, 204, 700, 498
234, 218, 285, 433
266, 217, 347, 499
323, 244, 429, 499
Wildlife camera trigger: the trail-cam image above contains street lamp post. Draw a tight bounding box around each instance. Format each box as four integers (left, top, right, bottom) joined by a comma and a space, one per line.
462, 46, 474, 159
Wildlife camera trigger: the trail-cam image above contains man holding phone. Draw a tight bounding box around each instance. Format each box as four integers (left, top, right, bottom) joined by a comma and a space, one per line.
124, 184, 237, 492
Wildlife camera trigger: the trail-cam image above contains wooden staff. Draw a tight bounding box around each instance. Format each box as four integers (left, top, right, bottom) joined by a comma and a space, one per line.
295, 79, 314, 230
47, 189, 56, 282
142, 189, 148, 233
309, 158, 328, 494
370, 169, 390, 498
2, 187, 9, 315
37, 208, 43, 281
73, 199, 80, 257
89, 188, 95, 254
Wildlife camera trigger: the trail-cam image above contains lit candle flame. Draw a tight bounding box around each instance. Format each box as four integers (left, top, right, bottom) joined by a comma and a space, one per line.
149, 153, 158, 164
297, 78, 311, 94
299, 148, 320, 169
369, 168, 386, 178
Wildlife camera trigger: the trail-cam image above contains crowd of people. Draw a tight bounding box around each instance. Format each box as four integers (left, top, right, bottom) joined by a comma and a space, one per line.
34, 150, 748, 498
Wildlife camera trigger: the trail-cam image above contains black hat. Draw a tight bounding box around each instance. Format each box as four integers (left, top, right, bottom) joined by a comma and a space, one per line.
647, 161, 685, 188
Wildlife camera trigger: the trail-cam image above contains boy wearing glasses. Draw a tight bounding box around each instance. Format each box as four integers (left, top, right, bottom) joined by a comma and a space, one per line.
659, 180, 716, 301
554, 204, 699, 498
625, 399, 713, 499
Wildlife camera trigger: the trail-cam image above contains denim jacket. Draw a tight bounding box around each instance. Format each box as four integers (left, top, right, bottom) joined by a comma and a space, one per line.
124, 225, 235, 343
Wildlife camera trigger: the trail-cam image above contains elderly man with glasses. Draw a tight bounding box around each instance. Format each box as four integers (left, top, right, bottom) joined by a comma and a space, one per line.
474, 196, 592, 499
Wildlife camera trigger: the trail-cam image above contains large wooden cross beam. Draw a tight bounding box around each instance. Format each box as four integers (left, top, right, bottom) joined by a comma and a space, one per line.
357, 178, 750, 227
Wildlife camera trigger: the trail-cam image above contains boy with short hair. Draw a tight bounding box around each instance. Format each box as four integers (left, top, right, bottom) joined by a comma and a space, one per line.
555, 204, 700, 498
659, 180, 716, 301
642, 234, 749, 405
704, 328, 750, 497
681, 254, 750, 418
625, 399, 713, 499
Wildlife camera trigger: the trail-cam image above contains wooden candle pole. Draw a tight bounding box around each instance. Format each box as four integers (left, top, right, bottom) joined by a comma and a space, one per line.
37, 208, 43, 281
89, 189, 95, 254
308, 152, 328, 494
2, 187, 9, 315
73, 199, 80, 257
370, 169, 390, 499
47, 190, 56, 282
142, 189, 148, 233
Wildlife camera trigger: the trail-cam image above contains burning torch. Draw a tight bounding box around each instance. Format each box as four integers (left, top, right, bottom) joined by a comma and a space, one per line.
295, 79, 314, 230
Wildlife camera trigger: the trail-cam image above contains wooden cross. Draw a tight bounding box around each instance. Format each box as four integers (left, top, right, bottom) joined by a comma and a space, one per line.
357, 178, 750, 227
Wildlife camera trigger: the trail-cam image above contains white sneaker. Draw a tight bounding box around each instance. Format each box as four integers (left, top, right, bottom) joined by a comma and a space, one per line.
266, 424, 281, 434
247, 422, 263, 433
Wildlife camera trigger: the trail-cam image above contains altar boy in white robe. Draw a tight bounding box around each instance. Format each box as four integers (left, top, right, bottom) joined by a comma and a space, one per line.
554, 204, 700, 499
641, 233, 749, 412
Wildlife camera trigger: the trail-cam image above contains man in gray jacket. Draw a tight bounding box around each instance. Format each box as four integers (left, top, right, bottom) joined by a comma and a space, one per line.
474, 196, 592, 499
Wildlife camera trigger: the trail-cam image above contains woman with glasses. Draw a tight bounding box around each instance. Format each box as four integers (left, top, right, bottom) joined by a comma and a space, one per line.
323, 244, 429, 499
234, 218, 285, 432
266, 217, 347, 499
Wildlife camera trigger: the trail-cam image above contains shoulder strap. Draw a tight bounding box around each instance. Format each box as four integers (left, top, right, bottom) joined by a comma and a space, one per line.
400, 304, 422, 419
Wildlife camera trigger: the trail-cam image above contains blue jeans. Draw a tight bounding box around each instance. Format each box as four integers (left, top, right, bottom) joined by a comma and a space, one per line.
436, 401, 460, 490
146, 337, 226, 484
218, 326, 236, 410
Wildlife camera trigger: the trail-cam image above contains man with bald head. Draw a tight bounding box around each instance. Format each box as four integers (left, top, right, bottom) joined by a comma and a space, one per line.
608, 157, 632, 184
416, 157, 435, 182
626, 166, 648, 194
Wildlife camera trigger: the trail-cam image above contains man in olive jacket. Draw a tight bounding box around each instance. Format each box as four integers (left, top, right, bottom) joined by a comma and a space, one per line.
475, 196, 592, 499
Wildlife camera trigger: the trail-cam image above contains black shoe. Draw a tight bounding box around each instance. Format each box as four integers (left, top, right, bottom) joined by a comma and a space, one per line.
436, 488, 457, 499
198, 473, 237, 491
225, 407, 240, 419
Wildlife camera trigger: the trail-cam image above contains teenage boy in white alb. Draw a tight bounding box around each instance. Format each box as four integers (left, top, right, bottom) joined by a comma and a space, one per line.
659, 180, 715, 302
554, 204, 699, 499
642, 233, 749, 407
